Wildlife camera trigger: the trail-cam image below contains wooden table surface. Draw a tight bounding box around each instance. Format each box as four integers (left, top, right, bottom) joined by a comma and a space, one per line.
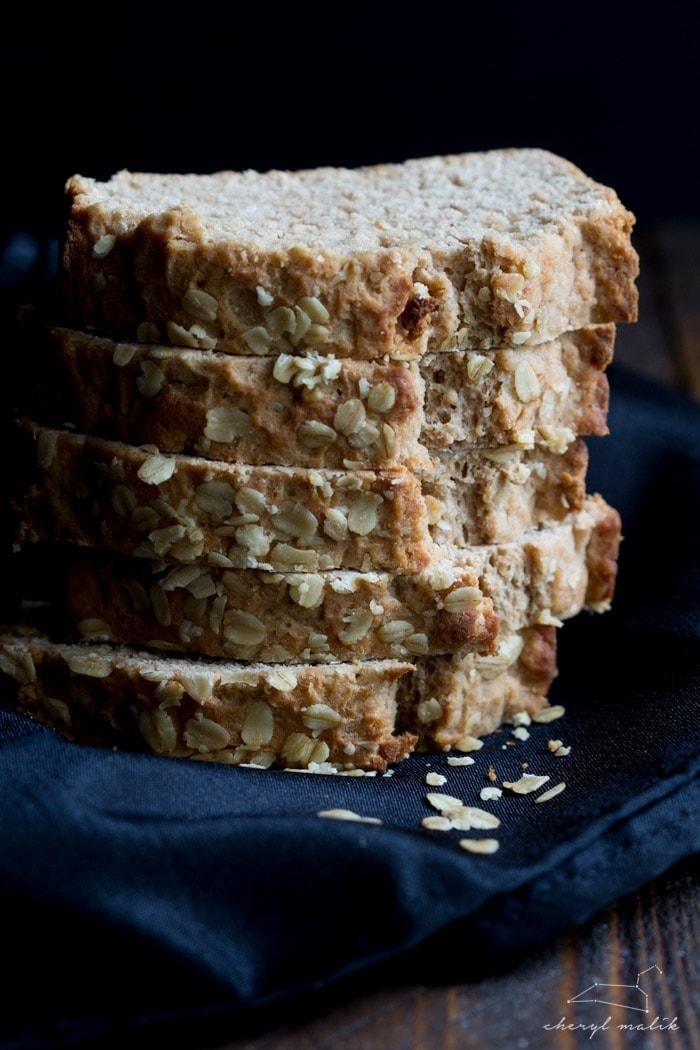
204, 222, 700, 1050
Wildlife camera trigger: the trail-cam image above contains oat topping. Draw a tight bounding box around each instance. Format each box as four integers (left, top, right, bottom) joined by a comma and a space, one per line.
534, 782, 566, 802
454, 735, 484, 753
547, 739, 572, 756
459, 838, 500, 854
92, 233, 116, 258
531, 705, 566, 723
425, 793, 500, 831
426, 772, 447, 786
317, 809, 382, 824
502, 773, 550, 794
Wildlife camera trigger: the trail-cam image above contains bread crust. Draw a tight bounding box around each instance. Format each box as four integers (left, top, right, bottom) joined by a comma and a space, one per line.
60, 150, 638, 359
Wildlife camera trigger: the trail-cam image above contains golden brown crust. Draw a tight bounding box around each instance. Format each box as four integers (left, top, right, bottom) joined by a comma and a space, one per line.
581, 502, 623, 610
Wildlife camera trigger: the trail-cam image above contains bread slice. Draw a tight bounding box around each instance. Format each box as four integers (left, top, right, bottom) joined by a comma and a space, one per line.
14, 420, 434, 573
53, 552, 500, 662
22, 495, 619, 663
13, 420, 591, 566
60, 150, 638, 359
0, 626, 416, 771
35, 324, 614, 469
0, 623, 556, 771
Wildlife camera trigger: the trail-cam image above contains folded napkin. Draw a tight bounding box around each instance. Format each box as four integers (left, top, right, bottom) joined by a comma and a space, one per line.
1, 236, 699, 1048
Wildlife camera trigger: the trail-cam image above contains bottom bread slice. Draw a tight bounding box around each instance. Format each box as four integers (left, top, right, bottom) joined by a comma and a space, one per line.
0, 624, 557, 773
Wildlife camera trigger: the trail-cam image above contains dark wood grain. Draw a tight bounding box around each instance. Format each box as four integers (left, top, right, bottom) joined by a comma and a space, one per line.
211, 224, 700, 1050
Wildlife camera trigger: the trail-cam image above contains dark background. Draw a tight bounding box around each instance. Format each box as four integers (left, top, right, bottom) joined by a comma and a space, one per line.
1, 1, 699, 244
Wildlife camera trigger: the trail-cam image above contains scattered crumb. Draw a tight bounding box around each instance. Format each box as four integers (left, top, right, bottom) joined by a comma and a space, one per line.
547, 739, 572, 757
317, 808, 383, 824
421, 815, 452, 831
459, 838, 500, 855
531, 704, 566, 723
462, 807, 500, 830
425, 792, 500, 831
426, 772, 447, 786
511, 711, 532, 727
425, 791, 464, 814
285, 765, 377, 776
455, 735, 484, 752
534, 782, 566, 803
521, 762, 529, 769
512, 726, 530, 741
480, 786, 503, 801
502, 773, 550, 794
487, 765, 497, 782
447, 756, 475, 766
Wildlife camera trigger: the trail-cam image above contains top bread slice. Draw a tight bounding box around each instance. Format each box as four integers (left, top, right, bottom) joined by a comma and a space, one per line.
61, 149, 638, 359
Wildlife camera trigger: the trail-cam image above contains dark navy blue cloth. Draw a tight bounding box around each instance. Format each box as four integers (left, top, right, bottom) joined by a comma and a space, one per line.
0, 235, 699, 1048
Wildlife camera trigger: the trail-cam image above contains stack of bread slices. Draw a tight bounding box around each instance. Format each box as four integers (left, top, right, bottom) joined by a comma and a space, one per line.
0, 148, 639, 772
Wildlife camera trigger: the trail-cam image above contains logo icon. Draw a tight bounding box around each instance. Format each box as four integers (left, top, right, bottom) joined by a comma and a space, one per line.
568, 964, 663, 1014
